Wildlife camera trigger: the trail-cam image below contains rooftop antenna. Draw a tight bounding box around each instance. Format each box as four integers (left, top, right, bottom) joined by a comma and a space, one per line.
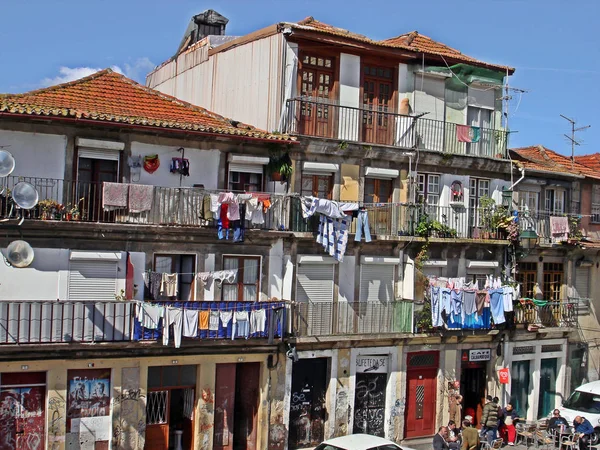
560, 114, 591, 170
500, 68, 528, 186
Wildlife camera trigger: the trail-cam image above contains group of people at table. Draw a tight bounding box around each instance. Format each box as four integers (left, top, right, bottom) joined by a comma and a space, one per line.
433, 395, 595, 450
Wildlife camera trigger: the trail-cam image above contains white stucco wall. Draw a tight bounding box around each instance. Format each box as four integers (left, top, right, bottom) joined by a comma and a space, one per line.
268, 239, 284, 299
130, 142, 220, 189
0, 129, 66, 179
338, 255, 356, 302
338, 53, 361, 141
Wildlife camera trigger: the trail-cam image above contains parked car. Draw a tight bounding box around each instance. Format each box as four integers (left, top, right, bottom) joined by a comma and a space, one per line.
315, 434, 416, 450
558, 380, 600, 444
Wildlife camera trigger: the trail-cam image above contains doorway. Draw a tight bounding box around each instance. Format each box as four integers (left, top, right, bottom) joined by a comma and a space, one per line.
511, 360, 531, 420
0, 372, 46, 450
538, 358, 558, 419
460, 363, 487, 427
77, 156, 119, 221
405, 352, 438, 438
353, 372, 387, 437
213, 362, 260, 450
145, 365, 196, 450
289, 358, 328, 449
362, 65, 394, 146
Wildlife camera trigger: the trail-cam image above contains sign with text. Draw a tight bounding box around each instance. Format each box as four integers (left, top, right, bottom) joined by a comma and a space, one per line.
468, 349, 491, 362
356, 356, 388, 373
498, 367, 510, 384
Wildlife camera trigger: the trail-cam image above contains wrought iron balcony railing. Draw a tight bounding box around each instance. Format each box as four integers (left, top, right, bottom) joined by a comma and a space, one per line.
283, 98, 509, 159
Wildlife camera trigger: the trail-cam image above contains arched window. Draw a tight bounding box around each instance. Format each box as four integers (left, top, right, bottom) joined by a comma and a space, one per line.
451, 181, 463, 203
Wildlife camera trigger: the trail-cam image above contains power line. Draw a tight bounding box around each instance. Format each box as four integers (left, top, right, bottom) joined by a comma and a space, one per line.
560, 114, 591, 169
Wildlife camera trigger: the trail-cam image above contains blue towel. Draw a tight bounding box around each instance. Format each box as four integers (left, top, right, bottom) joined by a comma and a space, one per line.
489, 288, 506, 324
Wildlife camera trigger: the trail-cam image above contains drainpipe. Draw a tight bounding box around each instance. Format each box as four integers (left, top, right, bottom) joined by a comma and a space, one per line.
509, 167, 525, 191
402, 152, 415, 203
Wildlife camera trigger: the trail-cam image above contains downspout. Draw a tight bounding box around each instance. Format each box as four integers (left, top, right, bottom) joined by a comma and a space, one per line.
509, 167, 525, 191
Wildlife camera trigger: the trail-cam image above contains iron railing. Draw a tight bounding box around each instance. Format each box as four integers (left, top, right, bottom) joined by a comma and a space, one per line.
0, 300, 135, 344
291, 301, 414, 337
517, 210, 583, 244
513, 300, 577, 328
283, 98, 509, 159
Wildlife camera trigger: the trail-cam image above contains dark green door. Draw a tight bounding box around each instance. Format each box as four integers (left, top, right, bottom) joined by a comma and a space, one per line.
511, 360, 530, 419
538, 358, 558, 419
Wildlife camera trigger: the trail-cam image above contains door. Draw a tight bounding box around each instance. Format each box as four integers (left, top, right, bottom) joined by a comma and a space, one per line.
460, 365, 487, 427
298, 54, 335, 138
233, 363, 260, 450
0, 372, 46, 450
511, 360, 530, 420
214, 364, 236, 450
289, 358, 328, 449
77, 157, 118, 221
353, 373, 387, 437
538, 358, 558, 419
362, 66, 394, 145
405, 352, 438, 438
364, 178, 392, 235
466, 107, 492, 157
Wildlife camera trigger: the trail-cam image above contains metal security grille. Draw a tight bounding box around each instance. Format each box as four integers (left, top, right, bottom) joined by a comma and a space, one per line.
146, 390, 168, 425
408, 353, 436, 367
415, 385, 425, 419
542, 344, 562, 353
513, 346, 535, 355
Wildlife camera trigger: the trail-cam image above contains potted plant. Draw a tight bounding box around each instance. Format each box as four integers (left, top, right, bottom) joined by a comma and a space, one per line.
38, 199, 59, 220
267, 152, 293, 182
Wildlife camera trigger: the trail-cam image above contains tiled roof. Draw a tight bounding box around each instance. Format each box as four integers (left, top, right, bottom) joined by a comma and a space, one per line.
511, 145, 600, 180
289, 17, 513, 73
575, 153, 600, 172
0, 69, 294, 142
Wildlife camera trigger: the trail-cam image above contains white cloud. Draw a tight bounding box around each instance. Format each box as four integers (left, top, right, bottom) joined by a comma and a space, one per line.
38, 57, 155, 88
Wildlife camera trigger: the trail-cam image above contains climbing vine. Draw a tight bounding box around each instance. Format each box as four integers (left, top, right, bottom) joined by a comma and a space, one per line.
414, 241, 433, 332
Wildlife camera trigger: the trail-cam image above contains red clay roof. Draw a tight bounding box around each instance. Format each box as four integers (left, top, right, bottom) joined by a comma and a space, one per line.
511, 145, 600, 180
290, 17, 513, 73
0, 69, 294, 142
575, 153, 600, 173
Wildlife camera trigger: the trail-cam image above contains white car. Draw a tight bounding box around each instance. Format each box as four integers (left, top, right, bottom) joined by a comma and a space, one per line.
315, 434, 417, 450
558, 380, 600, 444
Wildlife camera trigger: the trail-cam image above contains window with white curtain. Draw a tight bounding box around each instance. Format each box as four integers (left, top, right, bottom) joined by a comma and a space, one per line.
545, 189, 565, 215
221, 256, 260, 301
519, 191, 539, 212
592, 185, 600, 223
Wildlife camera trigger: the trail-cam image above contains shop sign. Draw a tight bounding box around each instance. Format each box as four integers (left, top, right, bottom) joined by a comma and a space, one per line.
498, 367, 510, 384
356, 355, 388, 373
468, 349, 491, 362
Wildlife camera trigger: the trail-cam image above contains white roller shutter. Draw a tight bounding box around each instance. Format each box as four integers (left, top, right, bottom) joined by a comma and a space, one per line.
78, 148, 120, 161
68, 261, 118, 301
422, 267, 442, 278
228, 163, 264, 174
414, 76, 445, 121
575, 267, 590, 299
296, 263, 334, 336
360, 264, 395, 302
467, 86, 496, 109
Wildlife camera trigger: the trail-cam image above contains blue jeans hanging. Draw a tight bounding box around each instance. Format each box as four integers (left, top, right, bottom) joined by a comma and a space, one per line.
355, 210, 372, 242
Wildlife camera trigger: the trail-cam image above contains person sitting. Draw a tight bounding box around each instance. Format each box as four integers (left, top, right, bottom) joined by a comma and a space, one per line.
461, 419, 480, 450
499, 403, 520, 446
573, 416, 594, 450
548, 409, 568, 433
448, 420, 461, 449
433, 426, 450, 450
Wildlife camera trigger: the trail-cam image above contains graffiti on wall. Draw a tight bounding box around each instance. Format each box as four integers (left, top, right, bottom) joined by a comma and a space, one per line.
48, 396, 66, 450
112, 367, 146, 450
0, 387, 45, 450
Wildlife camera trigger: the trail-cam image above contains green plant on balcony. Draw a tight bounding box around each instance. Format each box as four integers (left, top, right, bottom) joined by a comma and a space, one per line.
568, 215, 584, 242
267, 151, 293, 182
416, 215, 458, 238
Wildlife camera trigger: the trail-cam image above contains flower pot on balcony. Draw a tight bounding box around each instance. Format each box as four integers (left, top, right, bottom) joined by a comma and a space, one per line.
65, 213, 72, 221
270, 171, 283, 182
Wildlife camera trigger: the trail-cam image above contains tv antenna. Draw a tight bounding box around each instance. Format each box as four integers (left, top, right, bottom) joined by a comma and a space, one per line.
560, 114, 591, 169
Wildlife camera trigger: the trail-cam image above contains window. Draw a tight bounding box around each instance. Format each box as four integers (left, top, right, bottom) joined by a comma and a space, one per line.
302, 54, 333, 69
519, 191, 539, 212
417, 173, 440, 205
545, 189, 565, 215
543, 262, 563, 301
365, 178, 392, 203
592, 185, 600, 223
469, 273, 488, 289
68, 259, 118, 301
562, 390, 600, 414
467, 107, 492, 156
469, 178, 490, 226
301, 174, 333, 198
229, 171, 263, 192
221, 256, 260, 301
516, 262, 537, 299
154, 254, 196, 300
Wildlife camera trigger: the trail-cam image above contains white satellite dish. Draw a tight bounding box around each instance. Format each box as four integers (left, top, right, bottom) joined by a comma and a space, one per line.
5, 240, 34, 268
12, 182, 39, 209
0, 151, 15, 177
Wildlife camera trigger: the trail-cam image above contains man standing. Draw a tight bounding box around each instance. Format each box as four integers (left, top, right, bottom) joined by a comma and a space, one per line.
433, 426, 450, 450
461, 419, 480, 450
574, 416, 594, 450
481, 395, 499, 445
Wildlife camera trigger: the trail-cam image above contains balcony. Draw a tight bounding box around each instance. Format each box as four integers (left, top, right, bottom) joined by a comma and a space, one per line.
283, 98, 509, 159
290, 301, 414, 338
0, 300, 135, 344
513, 300, 577, 329
518, 210, 583, 244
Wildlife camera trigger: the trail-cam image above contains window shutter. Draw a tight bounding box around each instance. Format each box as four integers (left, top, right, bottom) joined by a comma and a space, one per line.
296, 263, 334, 336
68, 261, 118, 301
78, 148, 121, 161
575, 267, 590, 299
228, 163, 264, 174
414, 76, 445, 121
360, 264, 395, 302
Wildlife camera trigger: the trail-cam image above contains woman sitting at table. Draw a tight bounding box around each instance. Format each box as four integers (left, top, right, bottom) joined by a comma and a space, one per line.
499, 403, 520, 446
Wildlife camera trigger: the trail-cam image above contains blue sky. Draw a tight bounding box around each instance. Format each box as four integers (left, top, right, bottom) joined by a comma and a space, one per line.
2, 0, 599, 156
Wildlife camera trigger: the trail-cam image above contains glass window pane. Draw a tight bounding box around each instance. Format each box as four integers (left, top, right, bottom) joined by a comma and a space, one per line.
148, 366, 162, 389
155, 255, 173, 273
162, 366, 180, 387
223, 285, 238, 301
243, 285, 257, 302
243, 259, 258, 284
181, 365, 197, 386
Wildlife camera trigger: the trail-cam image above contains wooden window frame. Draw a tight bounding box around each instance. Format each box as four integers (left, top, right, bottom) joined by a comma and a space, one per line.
227, 169, 265, 192
543, 262, 563, 301
516, 262, 537, 299
297, 50, 338, 99
221, 255, 261, 302
417, 173, 440, 206
153, 253, 196, 301
301, 174, 333, 199
364, 178, 392, 203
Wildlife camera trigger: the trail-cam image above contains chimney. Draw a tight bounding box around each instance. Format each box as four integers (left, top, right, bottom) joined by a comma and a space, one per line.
177, 9, 229, 53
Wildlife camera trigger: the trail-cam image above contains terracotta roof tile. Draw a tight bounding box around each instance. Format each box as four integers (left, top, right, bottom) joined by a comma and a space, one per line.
0, 69, 294, 142
575, 153, 600, 172
289, 18, 513, 73
511, 145, 600, 180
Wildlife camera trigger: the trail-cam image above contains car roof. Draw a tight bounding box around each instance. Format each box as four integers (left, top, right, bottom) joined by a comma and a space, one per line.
574, 380, 600, 394
321, 434, 399, 450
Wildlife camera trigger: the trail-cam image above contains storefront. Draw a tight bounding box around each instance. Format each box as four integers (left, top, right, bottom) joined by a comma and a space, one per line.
352, 355, 389, 437
460, 348, 491, 427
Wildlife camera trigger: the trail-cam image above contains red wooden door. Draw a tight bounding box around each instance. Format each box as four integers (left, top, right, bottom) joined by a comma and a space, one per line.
299, 68, 334, 138
145, 390, 169, 450
362, 77, 393, 145
214, 364, 236, 450
0, 372, 46, 450
405, 351, 438, 438
233, 363, 260, 450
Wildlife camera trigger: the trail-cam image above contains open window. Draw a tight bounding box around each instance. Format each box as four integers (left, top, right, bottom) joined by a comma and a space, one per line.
221, 256, 261, 302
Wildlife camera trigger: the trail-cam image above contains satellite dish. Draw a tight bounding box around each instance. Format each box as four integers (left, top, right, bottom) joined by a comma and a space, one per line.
5, 240, 34, 268
12, 182, 39, 209
0, 151, 15, 177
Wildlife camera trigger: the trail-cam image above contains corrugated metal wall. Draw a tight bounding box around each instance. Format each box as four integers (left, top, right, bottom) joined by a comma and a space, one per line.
147, 35, 284, 132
